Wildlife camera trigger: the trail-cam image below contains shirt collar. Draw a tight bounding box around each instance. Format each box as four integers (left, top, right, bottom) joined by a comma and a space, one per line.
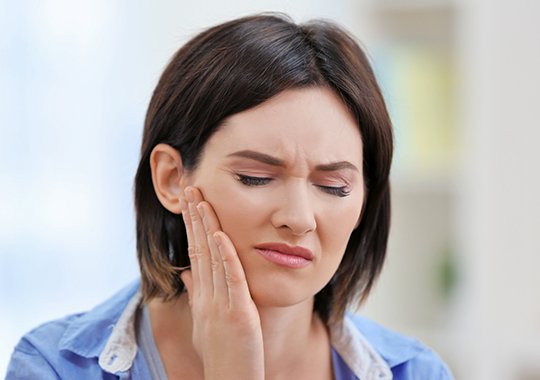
346, 314, 426, 368
56, 280, 419, 377
330, 317, 392, 379
97, 290, 141, 373
57, 280, 140, 373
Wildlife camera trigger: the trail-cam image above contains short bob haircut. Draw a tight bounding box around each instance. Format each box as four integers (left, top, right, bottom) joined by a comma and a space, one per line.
134, 13, 393, 325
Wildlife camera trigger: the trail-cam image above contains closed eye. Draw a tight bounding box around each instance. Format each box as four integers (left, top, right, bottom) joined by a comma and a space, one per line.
317, 185, 351, 197
236, 174, 273, 186
236, 174, 351, 197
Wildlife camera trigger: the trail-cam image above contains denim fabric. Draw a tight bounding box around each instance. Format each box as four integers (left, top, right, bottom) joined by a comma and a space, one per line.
6, 280, 452, 379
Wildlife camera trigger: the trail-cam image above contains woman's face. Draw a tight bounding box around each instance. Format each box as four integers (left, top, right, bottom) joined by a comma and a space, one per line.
184, 87, 365, 308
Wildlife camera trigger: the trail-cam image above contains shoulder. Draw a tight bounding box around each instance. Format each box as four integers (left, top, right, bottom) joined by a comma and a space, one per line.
6, 315, 92, 379
6, 280, 140, 379
346, 314, 454, 379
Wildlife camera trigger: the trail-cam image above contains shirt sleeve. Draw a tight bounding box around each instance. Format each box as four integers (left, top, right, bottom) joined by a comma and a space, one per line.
391, 346, 454, 380
6, 338, 61, 380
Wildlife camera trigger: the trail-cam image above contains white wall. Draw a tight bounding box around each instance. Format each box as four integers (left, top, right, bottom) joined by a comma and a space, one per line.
457, 0, 540, 378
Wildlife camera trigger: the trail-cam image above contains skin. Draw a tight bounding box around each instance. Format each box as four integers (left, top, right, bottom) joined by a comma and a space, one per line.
149, 87, 365, 379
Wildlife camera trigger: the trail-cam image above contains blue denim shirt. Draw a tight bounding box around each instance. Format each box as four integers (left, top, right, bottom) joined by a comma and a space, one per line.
6, 280, 452, 379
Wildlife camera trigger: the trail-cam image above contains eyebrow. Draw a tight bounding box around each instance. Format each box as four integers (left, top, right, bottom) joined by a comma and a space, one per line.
226, 150, 359, 172
315, 161, 359, 172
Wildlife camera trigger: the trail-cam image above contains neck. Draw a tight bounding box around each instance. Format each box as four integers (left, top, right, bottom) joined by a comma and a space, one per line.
256, 300, 330, 379
149, 293, 332, 380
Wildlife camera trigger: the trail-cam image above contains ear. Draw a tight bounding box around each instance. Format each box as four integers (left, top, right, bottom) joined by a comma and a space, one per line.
150, 143, 185, 214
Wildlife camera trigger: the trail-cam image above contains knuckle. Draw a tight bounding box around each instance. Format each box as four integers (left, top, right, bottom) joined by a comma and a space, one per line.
210, 259, 221, 272
187, 246, 202, 259
225, 272, 243, 286
220, 252, 232, 263
189, 209, 199, 222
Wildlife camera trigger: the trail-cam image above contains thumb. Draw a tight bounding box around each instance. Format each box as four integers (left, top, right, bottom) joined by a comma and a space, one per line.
180, 269, 193, 306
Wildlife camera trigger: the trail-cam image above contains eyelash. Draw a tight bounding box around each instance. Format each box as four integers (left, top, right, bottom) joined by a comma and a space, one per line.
237, 174, 272, 186
318, 185, 351, 197
236, 174, 351, 198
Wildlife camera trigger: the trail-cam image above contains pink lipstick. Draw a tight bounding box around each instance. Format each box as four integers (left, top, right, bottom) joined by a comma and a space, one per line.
254, 243, 313, 269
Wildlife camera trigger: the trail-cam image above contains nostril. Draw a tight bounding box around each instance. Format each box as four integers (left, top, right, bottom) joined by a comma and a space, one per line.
270, 189, 317, 235
280, 219, 316, 236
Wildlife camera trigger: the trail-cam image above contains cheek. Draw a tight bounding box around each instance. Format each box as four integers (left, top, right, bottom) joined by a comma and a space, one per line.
199, 183, 263, 243
322, 195, 364, 250
334, 191, 364, 228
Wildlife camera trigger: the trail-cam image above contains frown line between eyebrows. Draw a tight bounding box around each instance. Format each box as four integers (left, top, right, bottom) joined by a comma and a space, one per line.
226, 150, 359, 172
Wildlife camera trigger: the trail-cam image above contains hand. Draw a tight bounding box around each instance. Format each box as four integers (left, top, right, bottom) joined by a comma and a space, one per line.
179, 186, 265, 380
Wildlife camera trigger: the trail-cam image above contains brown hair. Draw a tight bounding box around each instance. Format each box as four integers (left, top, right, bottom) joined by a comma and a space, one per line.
134, 13, 393, 324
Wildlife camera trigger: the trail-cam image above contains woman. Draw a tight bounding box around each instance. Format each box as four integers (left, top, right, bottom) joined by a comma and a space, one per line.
7, 13, 452, 379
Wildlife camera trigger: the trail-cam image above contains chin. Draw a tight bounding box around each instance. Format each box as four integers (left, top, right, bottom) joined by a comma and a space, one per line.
250, 290, 313, 309
246, 275, 325, 310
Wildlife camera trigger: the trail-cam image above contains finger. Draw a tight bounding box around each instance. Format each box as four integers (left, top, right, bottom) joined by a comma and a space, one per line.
181, 196, 201, 299
196, 201, 228, 301
179, 270, 193, 306
213, 231, 253, 310
186, 187, 213, 297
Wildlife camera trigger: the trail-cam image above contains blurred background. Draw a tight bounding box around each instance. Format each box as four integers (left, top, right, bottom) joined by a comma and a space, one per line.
1, 0, 539, 378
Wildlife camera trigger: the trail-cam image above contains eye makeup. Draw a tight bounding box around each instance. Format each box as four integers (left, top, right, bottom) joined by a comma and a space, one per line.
235, 174, 273, 186
224, 150, 359, 199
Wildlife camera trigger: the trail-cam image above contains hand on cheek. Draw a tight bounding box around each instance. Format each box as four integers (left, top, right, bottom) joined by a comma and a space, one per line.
179, 186, 265, 380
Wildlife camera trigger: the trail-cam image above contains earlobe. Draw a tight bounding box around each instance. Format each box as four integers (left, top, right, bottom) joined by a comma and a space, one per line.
149, 143, 185, 214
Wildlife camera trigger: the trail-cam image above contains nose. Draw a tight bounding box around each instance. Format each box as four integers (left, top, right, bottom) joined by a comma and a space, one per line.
271, 182, 317, 236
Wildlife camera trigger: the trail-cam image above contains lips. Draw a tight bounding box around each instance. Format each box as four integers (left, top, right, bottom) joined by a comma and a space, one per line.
254, 243, 314, 268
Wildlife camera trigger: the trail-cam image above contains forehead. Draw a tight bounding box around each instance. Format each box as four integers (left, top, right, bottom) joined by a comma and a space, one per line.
205, 87, 363, 166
